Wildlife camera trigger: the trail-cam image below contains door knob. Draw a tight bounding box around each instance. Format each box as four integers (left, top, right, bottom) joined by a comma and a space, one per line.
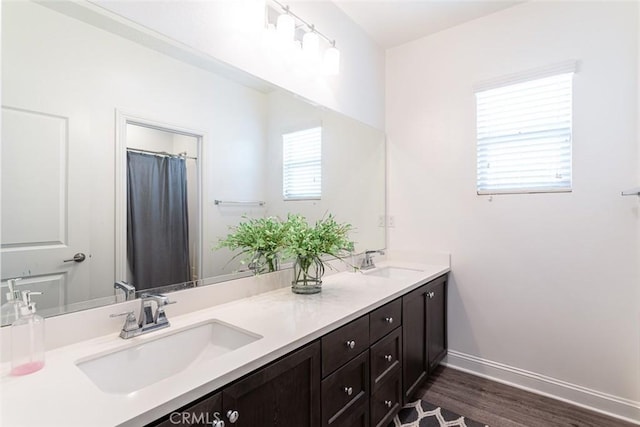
63, 253, 86, 263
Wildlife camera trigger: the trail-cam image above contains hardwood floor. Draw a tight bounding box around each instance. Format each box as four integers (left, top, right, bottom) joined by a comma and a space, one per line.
416, 366, 637, 427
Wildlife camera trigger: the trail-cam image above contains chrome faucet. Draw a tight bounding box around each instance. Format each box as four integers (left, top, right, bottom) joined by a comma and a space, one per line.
110, 293, 175, 339
360, 250, 385, 270
114, 281, 136, 301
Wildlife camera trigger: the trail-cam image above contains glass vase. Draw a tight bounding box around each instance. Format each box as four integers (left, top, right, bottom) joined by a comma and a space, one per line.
291, 255, 324, 294
248, 251, 279, 275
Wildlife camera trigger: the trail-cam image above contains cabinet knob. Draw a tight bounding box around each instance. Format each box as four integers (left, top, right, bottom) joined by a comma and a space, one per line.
343, 386, 353, 396
212, 419, 225, 427
384, 354, 393, 362
384, 317, 393, 324
226, 410, 239, 423
345, 340, 356, 349
427, 291, 435, 298
384, 400, 393, 408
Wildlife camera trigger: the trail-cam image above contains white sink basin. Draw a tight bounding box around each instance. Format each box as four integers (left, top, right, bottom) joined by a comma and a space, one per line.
364, 266, 423, 279
76, 320, 261, 394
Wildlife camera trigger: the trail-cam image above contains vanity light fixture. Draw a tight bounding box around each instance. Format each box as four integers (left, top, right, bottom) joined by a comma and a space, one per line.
268, 0, 340, 75
276, 6, 295, 42
324, 41, 340, 75
302, 25, 320, 60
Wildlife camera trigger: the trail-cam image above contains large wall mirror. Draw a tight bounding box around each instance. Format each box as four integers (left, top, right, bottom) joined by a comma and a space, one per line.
1, 0, 386, 323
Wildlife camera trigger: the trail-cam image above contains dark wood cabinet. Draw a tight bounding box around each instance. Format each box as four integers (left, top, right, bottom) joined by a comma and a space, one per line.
222, 341, 321, 426
151, 273, 447, 427
427, 277, 447, 373
402, 274, 447, 403
151, 342, 321, 427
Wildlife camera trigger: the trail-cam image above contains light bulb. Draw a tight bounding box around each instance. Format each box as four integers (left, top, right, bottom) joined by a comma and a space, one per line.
276, 13, 295, 42
302, 30, 320, 60
324, 45, 340, 75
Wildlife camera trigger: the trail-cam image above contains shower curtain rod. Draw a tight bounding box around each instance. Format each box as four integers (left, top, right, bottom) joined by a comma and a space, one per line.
127, 147, 197, 160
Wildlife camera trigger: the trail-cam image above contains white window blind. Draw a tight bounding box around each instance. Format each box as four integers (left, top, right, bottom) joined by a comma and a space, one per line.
476, 71, 574, 194
283, 126, 322, 200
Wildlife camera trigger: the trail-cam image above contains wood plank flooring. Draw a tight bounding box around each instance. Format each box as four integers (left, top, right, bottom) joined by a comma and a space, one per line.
416, 366, 637, 427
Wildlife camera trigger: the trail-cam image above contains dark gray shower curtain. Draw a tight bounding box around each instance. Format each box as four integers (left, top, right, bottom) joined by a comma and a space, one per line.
127, 151, 190, 290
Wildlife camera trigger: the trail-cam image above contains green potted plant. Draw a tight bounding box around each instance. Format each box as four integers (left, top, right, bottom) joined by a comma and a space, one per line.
283, 213, 354, 294
217, 216, 286, 274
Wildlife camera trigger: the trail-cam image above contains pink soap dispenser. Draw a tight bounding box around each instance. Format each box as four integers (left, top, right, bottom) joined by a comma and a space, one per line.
10, 291, 45, 376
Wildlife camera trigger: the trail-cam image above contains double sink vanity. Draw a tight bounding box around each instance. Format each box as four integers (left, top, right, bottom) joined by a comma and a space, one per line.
0, 260, 449, 426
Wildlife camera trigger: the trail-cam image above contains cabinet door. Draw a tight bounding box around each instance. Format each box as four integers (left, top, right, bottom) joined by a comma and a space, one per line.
222, 341, 321, 427
402, 283, 428, 402
151, 392, 222, 427
427, 277, 447, 372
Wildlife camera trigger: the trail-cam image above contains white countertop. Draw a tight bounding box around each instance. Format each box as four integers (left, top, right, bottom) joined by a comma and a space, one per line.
0, 262, 449, 427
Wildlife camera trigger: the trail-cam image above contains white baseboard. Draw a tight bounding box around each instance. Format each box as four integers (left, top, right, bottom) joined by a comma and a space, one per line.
444, 350, 640, 425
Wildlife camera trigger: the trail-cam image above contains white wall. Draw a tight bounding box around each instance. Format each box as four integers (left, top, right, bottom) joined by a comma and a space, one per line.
387, 1, 640, 422
91, 0, 386, 130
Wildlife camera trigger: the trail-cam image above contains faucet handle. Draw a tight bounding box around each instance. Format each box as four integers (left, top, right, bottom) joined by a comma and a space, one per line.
110, 311, 138, 332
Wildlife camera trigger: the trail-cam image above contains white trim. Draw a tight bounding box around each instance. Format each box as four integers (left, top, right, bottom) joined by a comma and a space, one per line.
114, 109, 205, 286
444, 350, 640, 425
474, 60, 579, 93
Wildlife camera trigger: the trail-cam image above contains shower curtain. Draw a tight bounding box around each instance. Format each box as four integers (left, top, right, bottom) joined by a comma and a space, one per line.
127, 151, 191, 290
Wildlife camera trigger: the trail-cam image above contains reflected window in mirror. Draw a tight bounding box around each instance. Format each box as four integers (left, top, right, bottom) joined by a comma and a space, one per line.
282, 127, 322, 200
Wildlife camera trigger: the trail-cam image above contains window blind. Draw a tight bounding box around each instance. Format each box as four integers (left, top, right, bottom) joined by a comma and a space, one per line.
283, 127, 322, 200
476, 72, 573, 194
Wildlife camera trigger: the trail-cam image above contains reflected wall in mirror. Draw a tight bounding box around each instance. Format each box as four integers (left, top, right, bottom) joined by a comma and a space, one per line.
0, 0, 386, 323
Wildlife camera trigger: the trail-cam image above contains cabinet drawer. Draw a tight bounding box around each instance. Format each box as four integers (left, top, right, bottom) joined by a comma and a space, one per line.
369, 298, 401, 343
322, 315, 369, 377
370, 370, 402, 427
370, 326, 402, 394
321, 350, 369, 426
326, 397, 369, 427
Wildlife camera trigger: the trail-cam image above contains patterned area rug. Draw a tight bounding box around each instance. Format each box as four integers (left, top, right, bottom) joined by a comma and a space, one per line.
391, 400, 489, 427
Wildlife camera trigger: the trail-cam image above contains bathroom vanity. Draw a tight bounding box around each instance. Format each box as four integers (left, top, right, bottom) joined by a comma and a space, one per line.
0, 262, 449, 426
149, 270, 447, 427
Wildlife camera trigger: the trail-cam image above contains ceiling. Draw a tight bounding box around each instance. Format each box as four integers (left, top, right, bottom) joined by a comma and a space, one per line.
331, 0, 525, 49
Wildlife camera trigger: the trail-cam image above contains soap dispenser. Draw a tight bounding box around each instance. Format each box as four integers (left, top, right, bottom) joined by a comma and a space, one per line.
10, 291, 45, 376
1, 278, 24, 326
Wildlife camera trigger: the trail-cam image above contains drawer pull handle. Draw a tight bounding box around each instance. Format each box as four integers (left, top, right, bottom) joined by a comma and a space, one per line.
384, 354, 393, 362
345, 340, 356, 349
344, 386, 353, 396
384, 317, 393, 324
384, 400, 393, 408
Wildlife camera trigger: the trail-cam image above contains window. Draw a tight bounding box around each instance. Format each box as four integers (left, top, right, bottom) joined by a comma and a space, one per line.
283, 126, 322, 200
476, 65, 575, 194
